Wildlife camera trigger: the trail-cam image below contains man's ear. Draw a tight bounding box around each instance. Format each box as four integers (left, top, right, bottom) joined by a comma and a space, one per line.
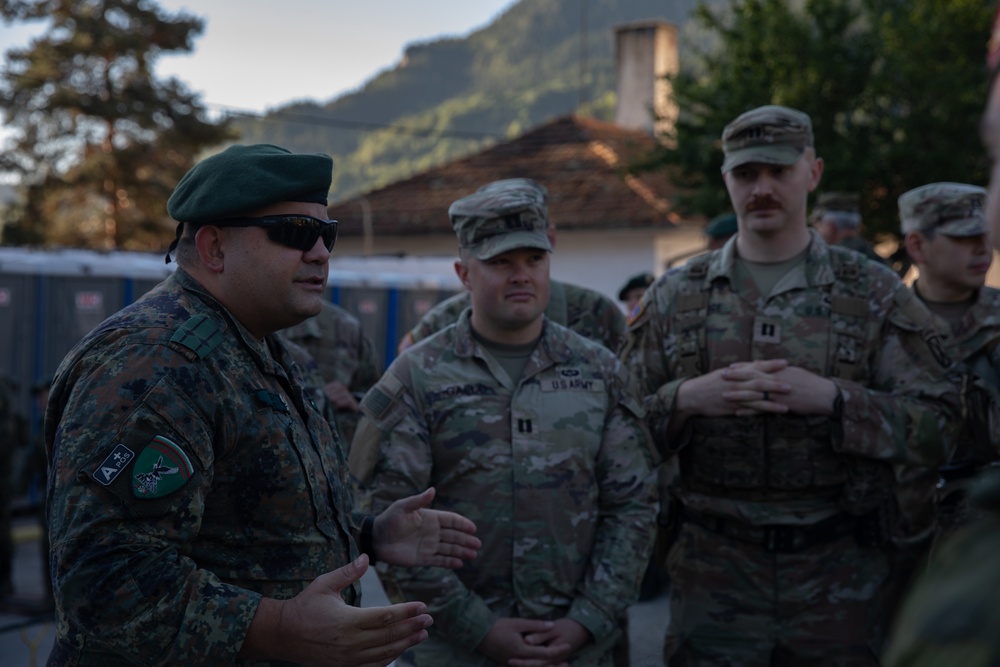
454, 259, 472, 290
807, 156, 825, 192
195, 226, 226, 273
903, 231, 926, 264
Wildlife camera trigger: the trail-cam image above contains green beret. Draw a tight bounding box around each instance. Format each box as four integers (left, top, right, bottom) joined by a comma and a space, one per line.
618, 272, 654, 301
705, 213, 737, 239
167, 144, 333, 223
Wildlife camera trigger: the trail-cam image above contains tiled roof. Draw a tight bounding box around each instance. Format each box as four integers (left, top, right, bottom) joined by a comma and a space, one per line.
328, 114, 689, 237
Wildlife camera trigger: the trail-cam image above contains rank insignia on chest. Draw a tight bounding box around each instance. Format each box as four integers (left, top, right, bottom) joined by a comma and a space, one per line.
753, 316, 782, 345
132, 435, 194, 499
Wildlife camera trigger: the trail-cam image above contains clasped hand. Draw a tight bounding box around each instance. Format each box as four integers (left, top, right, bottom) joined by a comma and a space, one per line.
677, 359, 839, 418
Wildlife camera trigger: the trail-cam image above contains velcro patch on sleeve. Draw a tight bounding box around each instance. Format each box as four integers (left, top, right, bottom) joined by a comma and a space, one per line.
132, 435, 195, 499
93, 444, 137, 486
360, 371, 405, 422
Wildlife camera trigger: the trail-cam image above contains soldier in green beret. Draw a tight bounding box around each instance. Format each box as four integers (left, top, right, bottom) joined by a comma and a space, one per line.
621, 105, 958, 665
704, 212, 737, 250
351, 181, 658, 666
617, 271, 655, 313
45, 143, 481, 666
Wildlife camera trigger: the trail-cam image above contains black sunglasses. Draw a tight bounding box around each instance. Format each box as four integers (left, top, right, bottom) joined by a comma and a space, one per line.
221, 215, 339, 252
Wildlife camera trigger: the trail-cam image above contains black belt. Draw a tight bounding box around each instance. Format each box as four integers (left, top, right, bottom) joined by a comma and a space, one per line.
938, 460, 991, 483
682, 508, 858, 553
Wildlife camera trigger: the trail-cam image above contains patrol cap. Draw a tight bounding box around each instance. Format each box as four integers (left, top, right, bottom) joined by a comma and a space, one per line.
899, 182, 988, 236
167, 144, 332, 223
705, 213, 737, 239
618, 272, 654, 301
721, 105, 814, 173
475, 178, 548, 211
450, 180, 552, 261
811, 191, 862, 228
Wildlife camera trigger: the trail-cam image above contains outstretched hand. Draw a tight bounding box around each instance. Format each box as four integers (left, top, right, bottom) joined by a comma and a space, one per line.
373, 487, 481, 568
241, 555, 432, 667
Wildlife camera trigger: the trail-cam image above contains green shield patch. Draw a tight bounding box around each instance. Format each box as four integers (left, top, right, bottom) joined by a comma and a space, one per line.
132, 435, 194, 499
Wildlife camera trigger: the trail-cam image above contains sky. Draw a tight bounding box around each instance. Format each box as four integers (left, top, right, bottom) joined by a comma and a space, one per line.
0, 0, 518, 115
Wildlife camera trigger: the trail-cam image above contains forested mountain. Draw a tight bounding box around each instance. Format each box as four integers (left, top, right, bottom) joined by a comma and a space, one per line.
234, 0, 711, 202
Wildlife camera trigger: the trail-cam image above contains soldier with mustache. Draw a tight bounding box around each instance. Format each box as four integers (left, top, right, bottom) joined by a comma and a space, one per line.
621, 105, 958, 665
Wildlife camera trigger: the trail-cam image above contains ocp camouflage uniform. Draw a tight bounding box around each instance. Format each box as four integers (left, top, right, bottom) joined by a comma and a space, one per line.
45, 268, 359, 666
621, 231, 958, 665
352, 310, 658, 667
402, 279, 626, 352
882, 467, 1000, 667
923, 287, 1000, 531
281, 300, 382, 443
837, 234, 887, 266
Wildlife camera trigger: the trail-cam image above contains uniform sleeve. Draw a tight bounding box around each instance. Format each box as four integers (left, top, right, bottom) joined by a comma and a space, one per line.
618, 288, 688, 454
350, 326, 383, 396
567, 364, 659, 642
830, 286, 959, 467
46, 341, 259, 665
406, 292, 469, 346
351, 367, 498, 652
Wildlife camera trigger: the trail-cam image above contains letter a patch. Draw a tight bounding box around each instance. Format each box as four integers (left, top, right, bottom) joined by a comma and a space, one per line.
132, 435, 194, 499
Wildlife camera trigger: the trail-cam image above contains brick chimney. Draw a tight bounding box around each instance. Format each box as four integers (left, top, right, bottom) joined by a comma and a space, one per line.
614, 21, 679, 138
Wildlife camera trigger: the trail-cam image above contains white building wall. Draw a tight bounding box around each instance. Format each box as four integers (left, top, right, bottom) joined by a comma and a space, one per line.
333, 225, 707, 308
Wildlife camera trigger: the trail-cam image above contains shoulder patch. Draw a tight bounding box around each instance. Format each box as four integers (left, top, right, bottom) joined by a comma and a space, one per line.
626, 301, 646, 327
348, 417, 384, 484
170, 314, 223, 358
132, 435, 194, 499
93, 444, 136, 486
360, 372, 404, 421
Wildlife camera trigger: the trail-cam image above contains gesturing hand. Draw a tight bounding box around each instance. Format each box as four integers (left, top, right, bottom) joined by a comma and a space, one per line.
241, 555, 433, 667
374, 487, 481, 569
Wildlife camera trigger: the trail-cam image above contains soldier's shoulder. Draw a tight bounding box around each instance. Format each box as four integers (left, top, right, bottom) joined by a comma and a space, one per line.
549, 321, 623, 371
318, 300, 359, 324
885, 508, 1000, 666
398, 323, 458, 366
560, 281, 618, 309
980, 286, 1000, 308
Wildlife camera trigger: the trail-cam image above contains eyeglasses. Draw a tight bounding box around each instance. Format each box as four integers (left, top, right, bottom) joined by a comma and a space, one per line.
221, 215, 339, 252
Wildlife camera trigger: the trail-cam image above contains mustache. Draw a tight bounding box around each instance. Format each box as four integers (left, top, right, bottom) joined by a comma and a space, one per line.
747, 197, 780, 211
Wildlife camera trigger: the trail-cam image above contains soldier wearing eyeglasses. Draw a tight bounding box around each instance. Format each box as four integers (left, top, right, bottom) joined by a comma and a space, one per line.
44, 144, 481, 666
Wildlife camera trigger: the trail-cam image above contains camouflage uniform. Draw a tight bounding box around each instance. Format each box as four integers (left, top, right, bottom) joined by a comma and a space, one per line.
899, 183, 1000, 535
812, 191, 887, 266
621, 231, 958, 665
837, 234, 887, 265
882, 467, 1000, 667
352, 310, 658, 667
280, 300, 382, 443
402, 279, 626, 352
45, 268, 360, 666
